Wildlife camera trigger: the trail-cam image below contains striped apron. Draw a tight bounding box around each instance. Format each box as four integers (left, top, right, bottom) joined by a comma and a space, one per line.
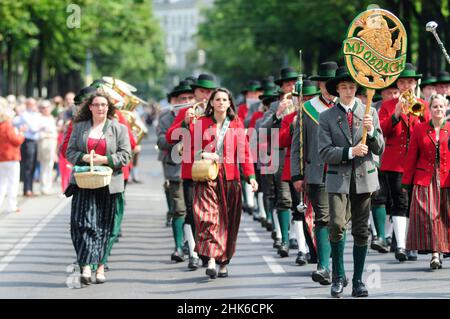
407, 165, 450, 253
193, 165, 242, 265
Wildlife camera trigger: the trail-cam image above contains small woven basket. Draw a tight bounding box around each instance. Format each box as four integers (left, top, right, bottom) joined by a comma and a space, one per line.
74, 150, 113, 189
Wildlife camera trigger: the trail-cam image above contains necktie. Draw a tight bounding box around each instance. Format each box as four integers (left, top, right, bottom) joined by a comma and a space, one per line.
346, 109, 353, 138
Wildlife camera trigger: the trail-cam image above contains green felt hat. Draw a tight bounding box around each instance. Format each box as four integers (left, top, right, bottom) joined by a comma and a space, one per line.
259, 88, 279, 100
171, 80, 193, 96
241, 80, 262, 94
398, 63, 422, 79
191, 74, 217, 90
435, 70, 450, 84
275, 67, 300, 85
420, 75, 438, 87
309, 62, 339, 81
291, 80, 321, 97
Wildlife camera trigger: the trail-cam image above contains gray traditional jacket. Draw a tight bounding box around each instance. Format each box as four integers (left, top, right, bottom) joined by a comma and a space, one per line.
318, 99, 384, 194
66, 118, 131, 194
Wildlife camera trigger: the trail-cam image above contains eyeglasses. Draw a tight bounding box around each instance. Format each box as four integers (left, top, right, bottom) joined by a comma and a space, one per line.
91, 103, 108, 108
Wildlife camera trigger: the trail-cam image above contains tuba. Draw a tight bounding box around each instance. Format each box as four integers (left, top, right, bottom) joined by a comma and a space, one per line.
102, 76, 149, 144
399, 88, 425, 117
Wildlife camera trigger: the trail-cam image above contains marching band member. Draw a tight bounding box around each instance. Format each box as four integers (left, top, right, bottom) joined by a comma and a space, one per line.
420, 75, 438, 102
244, 77, 276, 128
401, 94, 450, 270
291, 61, 338, 284
259, 67, 299, 257
157, 81, 195, 262
369, 83, 400, 254
238, 81, 262, 216
237, 80, 262, 124
190, 88, 257, 278
378, 63, 430, 262
166, 74, 217, 270
435, 71, 450, 119
319, 66, 384, 298
249, 85, 278, 231
66, 93, 131, 285
279, 80, 320, 266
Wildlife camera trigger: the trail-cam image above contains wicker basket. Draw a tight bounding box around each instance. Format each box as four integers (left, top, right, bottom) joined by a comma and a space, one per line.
74, 150, 113, 189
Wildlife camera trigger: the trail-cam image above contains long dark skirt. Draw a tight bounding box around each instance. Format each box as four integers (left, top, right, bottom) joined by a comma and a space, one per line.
70, 185, 118, 266
406, 171, 450, 253
193, 166, 242, 265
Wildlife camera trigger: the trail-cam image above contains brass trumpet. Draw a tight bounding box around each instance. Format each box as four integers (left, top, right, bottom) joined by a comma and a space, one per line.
399, 88, 425, 117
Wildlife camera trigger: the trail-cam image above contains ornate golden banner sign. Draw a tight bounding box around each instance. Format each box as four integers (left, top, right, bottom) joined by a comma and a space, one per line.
343, 8, 407, 89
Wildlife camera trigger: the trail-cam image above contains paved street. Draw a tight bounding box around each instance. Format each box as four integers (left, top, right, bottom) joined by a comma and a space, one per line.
1, 128, 449, 299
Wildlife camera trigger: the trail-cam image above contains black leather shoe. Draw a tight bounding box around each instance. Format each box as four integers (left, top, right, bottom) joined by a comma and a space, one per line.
206, 267, 217, 279
395, 248, 407, 262
260, 218, 267, 228
430, 256, 442, 270
218, 266, 228, 278
265, 222, 273, 231
307, 253, 318, 264
331, 277, 346, 298
273, 239, 282, 249
407, 250, 418, 261
289, 238, 299, 250
312, 268, 332, 285
171, 249, 185, 262
188, 257, 200, 270
278, 243, 289, 257
371, 238, 389, 253
352, 280, 369, 297
295, 252, 307, 266
271, 231, 277, 240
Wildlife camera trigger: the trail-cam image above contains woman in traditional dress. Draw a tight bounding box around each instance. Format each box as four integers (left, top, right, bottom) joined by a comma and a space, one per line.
402, 94, 450, 269
66, 93, 131, 285
191, 88, 258, 279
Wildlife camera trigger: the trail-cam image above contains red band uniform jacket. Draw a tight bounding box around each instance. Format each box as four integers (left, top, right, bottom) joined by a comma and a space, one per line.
379, 97, 430, 173
279, 111, 296, 181
189, 116, 255, 181
401, 121, 450, 188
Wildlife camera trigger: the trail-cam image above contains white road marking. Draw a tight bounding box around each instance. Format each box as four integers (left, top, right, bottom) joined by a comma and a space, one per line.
244, 228, 260, 242
0, 198, 70, 272
125, 193, 166, 199
262, 255, 286, 274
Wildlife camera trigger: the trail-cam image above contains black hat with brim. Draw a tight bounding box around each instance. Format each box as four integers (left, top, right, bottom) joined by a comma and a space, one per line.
241, 80, 262, 94
191, 74, 217, 90
275, 67, 300, 85
259, 88, 279, 100
421, 75, 438, 87
397, 63, 422, 79
171, 80, 193, 97
309, 62, 339, 81
74, 86, 97, 105
325, 66, 356, 97
291, 80, 321, 97
436, 70, 450, 84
